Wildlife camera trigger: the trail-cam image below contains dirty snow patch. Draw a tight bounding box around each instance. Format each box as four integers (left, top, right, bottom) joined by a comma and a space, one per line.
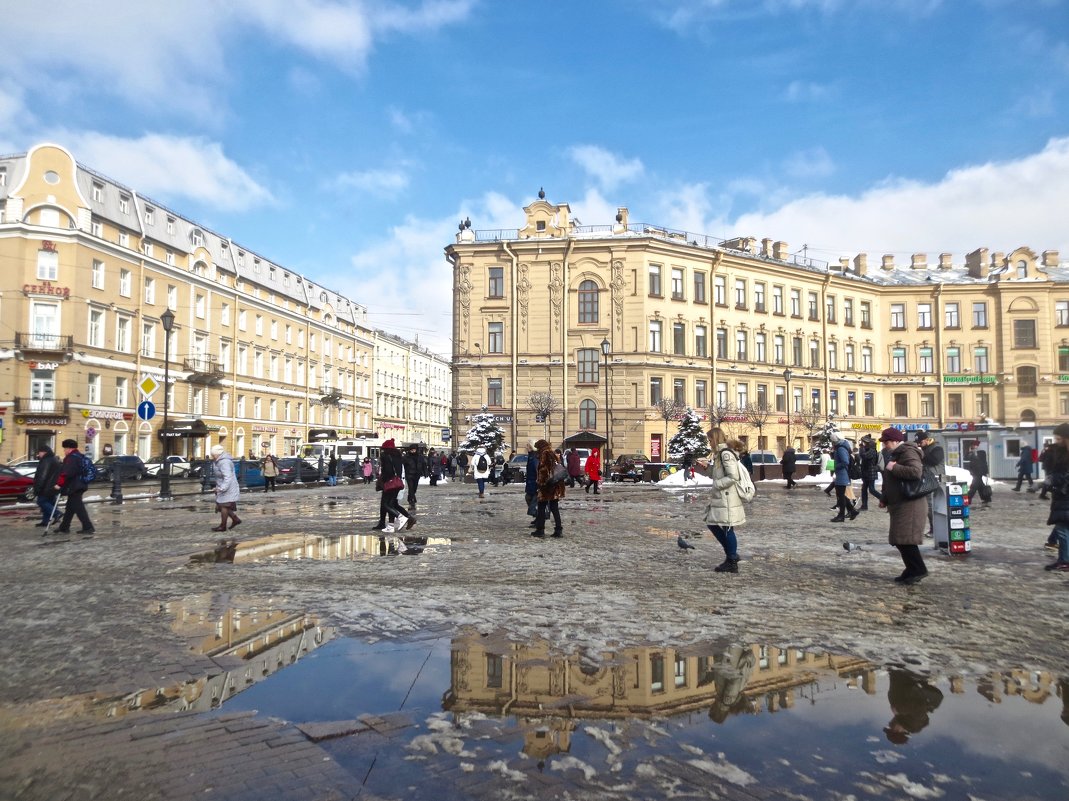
688, 755, 756, 786
551, 755, 598, 781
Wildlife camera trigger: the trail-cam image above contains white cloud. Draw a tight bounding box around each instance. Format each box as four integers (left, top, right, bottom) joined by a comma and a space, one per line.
0, 1, 473, 114
332, 168, 411, 197
723, 137, 1069, 259
783, 146, 835, 179
568, 145, 644, 191
785, 80, 834, 102
64, 132, 274, 212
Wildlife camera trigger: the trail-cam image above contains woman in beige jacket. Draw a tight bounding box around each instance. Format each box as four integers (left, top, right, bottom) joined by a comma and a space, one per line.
695, 428, 747, 573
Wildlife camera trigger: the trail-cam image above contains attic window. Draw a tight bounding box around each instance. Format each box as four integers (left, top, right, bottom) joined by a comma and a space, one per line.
320, 291, 328, 302
536, 220, 546, 232
190, 228, 204, 247
1016, 259, 1028, 279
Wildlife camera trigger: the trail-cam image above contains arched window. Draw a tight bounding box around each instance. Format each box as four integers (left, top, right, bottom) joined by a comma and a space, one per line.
1020, 409, 1036, 422
1016, 366, 1037, 397
578, 280, 599, 324
579, 399, 597, 430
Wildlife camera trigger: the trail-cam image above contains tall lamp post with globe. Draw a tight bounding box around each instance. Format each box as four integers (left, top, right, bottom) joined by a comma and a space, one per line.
159, 307, 175, 500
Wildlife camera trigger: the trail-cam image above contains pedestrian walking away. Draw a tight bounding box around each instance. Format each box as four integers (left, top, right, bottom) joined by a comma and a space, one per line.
210, 444, 241, 532
566, 447, 584, 489
471, 446, 492, 498
532, 439, 565, 537
524, 440, 539, 520
53, 439, 95, 535
428, 449, 442, 486
915, 432, 945, 538
781, 446, 798, 489
402, 444, 424, 509
858, 435, 882, 509
261, 453, 279, 492
694, 428, 748, 574
877, 427, 928, 585
965, 447, 992, 505
376, 439, 413, 532
32, 444, 63, 528
829, 433, 858, 523
584, 449, 602, 494
327, 453, 339, 487
1013, 444, 1035, 491
1041, 422, 1069, 572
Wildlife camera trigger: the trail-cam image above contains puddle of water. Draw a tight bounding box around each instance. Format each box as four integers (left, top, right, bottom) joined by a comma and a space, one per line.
212, 630, 1069, 800
189, 532, 451, 563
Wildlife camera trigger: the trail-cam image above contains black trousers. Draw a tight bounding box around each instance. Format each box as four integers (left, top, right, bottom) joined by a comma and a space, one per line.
406, 478, 418, 506
861, 477, 882, 506
59, 490, 92, 531
1014, 469, 1034, 490
896, 544, 927, 576
535, 499, 562, 531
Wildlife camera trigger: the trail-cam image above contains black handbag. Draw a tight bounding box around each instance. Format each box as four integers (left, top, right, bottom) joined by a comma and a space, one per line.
901, 466, 939, 500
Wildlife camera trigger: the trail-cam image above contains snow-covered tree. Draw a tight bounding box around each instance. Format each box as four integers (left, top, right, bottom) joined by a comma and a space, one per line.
809, 414, 841, 460
667, 408, 710, 460
459, 407, 506, 456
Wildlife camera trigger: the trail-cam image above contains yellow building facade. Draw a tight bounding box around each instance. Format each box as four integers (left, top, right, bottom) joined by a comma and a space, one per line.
446, 194, 1068, 462
0, 143, 376, 462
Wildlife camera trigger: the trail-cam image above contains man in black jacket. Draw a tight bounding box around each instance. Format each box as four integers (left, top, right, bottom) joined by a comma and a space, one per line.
401, 444, 425, 510
1042, 423, 1069, 571
966, 447, 991, 505
32, 445, 63, 528
54, 438, 94, 535
858, 436, 883, 510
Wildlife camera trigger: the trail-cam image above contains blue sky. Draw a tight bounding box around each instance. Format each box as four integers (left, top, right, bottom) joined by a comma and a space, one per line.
3, 0, 1068, 355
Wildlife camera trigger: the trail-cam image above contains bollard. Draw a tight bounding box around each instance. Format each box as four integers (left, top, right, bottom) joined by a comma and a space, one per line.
110, 466, 123, 504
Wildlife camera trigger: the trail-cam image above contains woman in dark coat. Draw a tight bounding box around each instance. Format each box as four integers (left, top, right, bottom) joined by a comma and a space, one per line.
375, 439, 413, 532
780, 447, 798, 489
533, 439, 565, 538
877, 427, 928, 584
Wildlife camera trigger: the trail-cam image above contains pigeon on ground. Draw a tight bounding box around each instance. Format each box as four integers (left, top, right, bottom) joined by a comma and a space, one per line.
677, 534, 696, 550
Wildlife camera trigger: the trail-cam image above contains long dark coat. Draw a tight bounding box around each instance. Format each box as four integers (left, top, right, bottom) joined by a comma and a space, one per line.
881, 442, 927, 546
1044, 443, 1069, 526
537, 447, 566, 502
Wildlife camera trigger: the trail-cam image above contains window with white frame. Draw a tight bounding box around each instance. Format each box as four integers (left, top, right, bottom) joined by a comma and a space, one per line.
844, 298, 854, 325
919, 347, 933, 373
90, 219, 102, 237
892, 347, 907, 373
219, 392, 230, 416
754, 282, 766, 312
809, 339, 820, 368
790, 289, 801, 317
864, 392, 875, 416
826, 342, 837, 370
649, 320, 662, 352
695, 325, 707, 358
918, 303, 932, 329
774, 335, 785, 365
972, 302, 988, 328
648, 264, 662, 296
772, 285, 784, 314
253, 350, 263, 378
88, 309, 104, 347
755, 332, 766, 362
253, 397, 262, 418
237, 346, 247, 375
87, 373, 101, 405
714, 276, 726, 305
673, 378, 686, 405
238, 310, 246, 330
890, 303, 905, 329
488, 322, 504, 353
944, 301, 960, 328
946, 346, 960, 373
195, 293, 205, 319
119, 268, 131, 297
735, 279, 747, 308
92, 260, 105, 289
735, 330, 747, 361
270, 354, 278, 381
673, 322, 686, 355
166, 250, 175, 266
144, 277, 155, 304
167, 285, 177, 309
736, 383, 748, 408
577, 348, 600, 383
716, 381, 728, 406
92, 182, 103, 202
237, 394, 246, 417
671, 268, 684, 300
116, 317, 131, 353
141, 323, 154, 357
696, 380, 707, 409
37, 249, 58, 280
807, 291, 819, 320
115, 377, 128, 407
487, 378, 502, 406
650, 377, 663, 404
283, 356, 292, 383
862, 346, 873, 373
119, 194, 130, 214
270, 320, 277, 339
826, 295, 836, 323
255, 315, 263, 336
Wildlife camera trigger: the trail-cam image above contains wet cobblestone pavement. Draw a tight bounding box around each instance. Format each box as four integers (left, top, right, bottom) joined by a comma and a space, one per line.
0, 478, 1066, 800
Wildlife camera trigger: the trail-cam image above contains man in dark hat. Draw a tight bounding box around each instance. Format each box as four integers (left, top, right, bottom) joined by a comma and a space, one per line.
31, 444, 63, 528
54, 439, 94, 535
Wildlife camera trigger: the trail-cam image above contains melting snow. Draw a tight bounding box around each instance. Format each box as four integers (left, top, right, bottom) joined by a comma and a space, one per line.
688, 756, 756, 786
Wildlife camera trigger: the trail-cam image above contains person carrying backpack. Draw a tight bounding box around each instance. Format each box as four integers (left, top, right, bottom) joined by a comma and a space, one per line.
694, 428, 750, 574
53, 439, 95, 535
472, 447, 492, 498
32, 445, 63, 529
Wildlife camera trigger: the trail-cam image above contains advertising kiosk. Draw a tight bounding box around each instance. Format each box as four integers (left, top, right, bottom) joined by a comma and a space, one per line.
932, 479, 972, 554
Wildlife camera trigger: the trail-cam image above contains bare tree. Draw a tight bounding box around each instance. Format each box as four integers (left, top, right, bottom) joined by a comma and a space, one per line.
706, 401, 748, 442
527, 392, 561, 441
652, 398, 684, 456
742, 402, 773, 480
795, 405, 824, 452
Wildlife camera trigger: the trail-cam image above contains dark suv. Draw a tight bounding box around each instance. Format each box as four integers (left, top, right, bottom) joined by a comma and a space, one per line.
94, 455, 148, 481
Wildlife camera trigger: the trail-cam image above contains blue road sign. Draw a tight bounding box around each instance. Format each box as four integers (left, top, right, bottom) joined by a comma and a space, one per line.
137, 400, 156, 421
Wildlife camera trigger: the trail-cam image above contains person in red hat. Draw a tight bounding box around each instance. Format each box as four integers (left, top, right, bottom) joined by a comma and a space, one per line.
373, 439, 413, 533
878, 427, 929, 584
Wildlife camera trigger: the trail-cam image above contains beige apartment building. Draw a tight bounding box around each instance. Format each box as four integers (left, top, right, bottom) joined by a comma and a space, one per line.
372, 329, 453, 449
446, 193, 1068, 464
0, 143, 376, 463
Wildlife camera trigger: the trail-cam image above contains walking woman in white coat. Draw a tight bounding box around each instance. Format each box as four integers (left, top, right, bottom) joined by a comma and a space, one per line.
695, 428, 747, 573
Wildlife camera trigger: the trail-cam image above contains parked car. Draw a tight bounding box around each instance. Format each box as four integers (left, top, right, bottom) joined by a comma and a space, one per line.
8, 460, 41, 477
610, 453, 648, 483
506, 454, 529, 483
747, 450, 783, 480
275, 457, 322, 484
94, 455, 148, 481
0, 465, 35, 501
195, 458, 265, 490
143, 455, 192, 478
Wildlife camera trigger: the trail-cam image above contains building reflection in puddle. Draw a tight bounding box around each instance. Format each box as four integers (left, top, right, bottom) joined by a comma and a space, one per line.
190, 533, 450, 563
100, 593, 332, 718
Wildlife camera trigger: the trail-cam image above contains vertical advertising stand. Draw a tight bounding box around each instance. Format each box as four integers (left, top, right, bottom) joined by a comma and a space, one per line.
933, 481, 972, 554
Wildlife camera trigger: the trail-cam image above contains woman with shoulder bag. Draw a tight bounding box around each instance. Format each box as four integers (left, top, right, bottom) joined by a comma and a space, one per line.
532, 439, 566, 538
373, 439, 413, 533
877, 427, 929, 584
695, 428, 747, 574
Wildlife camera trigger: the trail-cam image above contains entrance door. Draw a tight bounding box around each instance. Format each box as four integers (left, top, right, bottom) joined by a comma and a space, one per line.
26, 431, 54, 460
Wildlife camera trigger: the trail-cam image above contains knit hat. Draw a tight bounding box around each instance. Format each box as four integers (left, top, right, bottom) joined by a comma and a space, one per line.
61, 438, 78, 448
210, 444, 225, 456
879, 427, 905, 443
913, 430, 928, 443
1053, 423, 1069, 439
527, 439, 538, 452
382, 439, 396, 449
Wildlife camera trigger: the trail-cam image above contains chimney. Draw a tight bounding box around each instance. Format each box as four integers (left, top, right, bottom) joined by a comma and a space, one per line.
910, 253, 927, 270
838, 258, 850, 272
853, 253, 868, 276
762, 238, 774, 257
1042, 250, 1060, 268
614, 207, 629, 233
773, 241, 789, 260
990, 252, 1005, 274
881, 254, 895, 271
938, 253, 953, 270
965, 248, 987, 278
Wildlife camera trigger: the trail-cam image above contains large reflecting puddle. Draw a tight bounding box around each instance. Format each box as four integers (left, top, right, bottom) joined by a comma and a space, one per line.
212, 629, 1068, 800
190, 532, 451, 563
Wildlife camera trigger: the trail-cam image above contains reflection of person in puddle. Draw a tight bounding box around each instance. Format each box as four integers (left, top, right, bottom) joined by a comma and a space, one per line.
883, 669, 943, 744
708, 645, 757, 723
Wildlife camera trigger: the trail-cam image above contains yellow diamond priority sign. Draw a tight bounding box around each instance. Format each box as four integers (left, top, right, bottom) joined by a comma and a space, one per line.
138, 375, 160, 397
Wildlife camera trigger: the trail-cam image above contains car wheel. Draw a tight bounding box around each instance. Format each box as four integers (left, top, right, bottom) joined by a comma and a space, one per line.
21, 487, 36, 502
658, 468, 670, 481
134, 470, 144, 481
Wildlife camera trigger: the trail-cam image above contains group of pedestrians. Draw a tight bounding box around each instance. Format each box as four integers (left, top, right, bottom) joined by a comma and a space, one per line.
32, 439, 96, 535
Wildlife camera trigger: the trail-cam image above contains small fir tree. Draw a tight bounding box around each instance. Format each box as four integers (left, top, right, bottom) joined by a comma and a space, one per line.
809, 414, 841, 460
667, 408, 711, 460
459, 407, 506, 456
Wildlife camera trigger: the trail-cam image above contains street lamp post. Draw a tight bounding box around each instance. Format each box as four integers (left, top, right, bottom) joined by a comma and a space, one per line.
159, 307, 175, 500
783, 368, 793, 450
601, 338, 611, 462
